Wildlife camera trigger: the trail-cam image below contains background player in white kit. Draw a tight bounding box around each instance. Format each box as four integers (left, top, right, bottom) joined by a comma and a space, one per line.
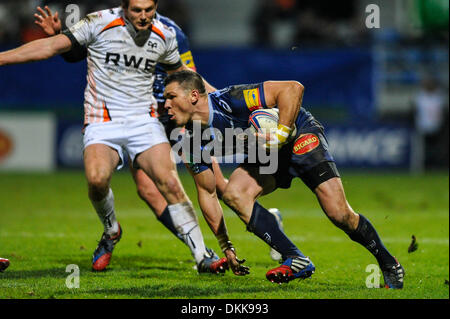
0, 0, 248, 275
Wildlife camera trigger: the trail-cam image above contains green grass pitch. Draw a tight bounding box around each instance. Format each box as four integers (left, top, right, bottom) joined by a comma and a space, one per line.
0, 169, 448, 299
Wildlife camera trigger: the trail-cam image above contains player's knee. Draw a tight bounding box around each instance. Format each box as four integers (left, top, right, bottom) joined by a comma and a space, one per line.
290, 81, 304, 94
326, 203, 355, 229
86, 170, 110, 194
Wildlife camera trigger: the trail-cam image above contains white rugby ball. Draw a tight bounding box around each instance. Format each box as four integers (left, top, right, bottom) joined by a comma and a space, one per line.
248, 108, 297, 139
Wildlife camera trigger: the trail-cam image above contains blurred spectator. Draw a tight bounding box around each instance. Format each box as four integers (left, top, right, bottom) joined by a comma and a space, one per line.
251, 0, 369, 48
157, 0, 191, 38
0, 1, 191, 45
20, 21, 48, 43
293, 0, 369, 47
413, 77, 449, 169
252, 0, 299, 48
0, 0, 33, 45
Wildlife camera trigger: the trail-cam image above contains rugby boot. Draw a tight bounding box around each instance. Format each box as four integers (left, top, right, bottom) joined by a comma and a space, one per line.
0, 258, 10, 272
266, 256, 315, 284
382, 258, 405, 289
197, 249, 229, 274
92, 223, 122, 271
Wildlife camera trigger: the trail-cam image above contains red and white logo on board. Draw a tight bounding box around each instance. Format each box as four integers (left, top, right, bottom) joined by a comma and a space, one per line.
0, 129, 13, 161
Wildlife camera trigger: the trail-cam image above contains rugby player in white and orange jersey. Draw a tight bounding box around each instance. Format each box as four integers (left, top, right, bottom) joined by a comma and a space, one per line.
0, 0, 249, 276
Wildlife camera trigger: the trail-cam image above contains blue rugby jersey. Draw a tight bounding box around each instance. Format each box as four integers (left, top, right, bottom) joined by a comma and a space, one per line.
203, 83, 312, 138
153, 12, 196, 105
183, 83, 335, 180
183, 83, 314, 166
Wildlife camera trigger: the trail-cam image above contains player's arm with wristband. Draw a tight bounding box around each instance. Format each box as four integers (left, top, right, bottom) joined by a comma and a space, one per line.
34, 6, 87, 63
183, 155, 249, 275
262, 81, 305, 149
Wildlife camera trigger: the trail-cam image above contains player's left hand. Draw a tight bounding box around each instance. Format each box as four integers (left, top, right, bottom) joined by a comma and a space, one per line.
224, 248, 250, 276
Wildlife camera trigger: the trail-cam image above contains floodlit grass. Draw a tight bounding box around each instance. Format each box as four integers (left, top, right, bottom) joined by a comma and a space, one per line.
0, 169, 448, 299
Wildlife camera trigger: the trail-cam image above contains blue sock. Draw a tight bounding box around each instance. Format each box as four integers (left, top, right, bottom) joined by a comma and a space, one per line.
348, 214, 396, 268
247, 202, 305, 260
157, 206, 184, 243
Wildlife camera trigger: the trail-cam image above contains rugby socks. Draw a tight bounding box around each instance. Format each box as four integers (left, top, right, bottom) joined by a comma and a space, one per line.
168, 202, 207, 264
348, 214, 397, 268
247, 202, 306, 260
157, 206, 184, 243
91, 188, 120, 236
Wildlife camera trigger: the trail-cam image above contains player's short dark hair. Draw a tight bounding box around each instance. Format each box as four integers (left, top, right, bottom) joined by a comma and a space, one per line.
122, 0, 158, 9
164, 70, 206, 95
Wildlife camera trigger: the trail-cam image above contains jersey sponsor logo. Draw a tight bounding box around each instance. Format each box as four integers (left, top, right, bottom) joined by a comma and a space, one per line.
0, 129, 13, 161
293, 133, 320, 155
180, 51, 195, 70
105, 52, 156, 71
243, 88, 262, 112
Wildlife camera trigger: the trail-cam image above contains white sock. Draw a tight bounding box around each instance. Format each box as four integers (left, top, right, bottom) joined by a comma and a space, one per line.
168, 202, 207, 264
91, 188, 119, 236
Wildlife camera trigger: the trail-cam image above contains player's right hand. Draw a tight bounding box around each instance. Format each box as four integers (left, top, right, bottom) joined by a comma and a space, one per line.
34, 6, 62, 37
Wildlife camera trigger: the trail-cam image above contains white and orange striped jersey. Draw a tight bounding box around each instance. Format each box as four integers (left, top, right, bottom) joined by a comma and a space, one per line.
63, 7, 182, 125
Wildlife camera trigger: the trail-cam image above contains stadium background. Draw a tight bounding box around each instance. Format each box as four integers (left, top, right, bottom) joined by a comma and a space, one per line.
0, 0, 448, 300
0, 0, 448, 172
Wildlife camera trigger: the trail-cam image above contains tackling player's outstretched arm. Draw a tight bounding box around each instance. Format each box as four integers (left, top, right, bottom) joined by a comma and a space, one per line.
0, 34, 72, 66
33, 7, 87, 63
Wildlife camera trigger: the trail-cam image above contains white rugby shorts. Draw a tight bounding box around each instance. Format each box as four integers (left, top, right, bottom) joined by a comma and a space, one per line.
83, 117, 169, 169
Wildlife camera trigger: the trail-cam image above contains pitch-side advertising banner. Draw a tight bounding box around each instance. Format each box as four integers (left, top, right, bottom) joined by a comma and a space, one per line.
0, 113, 56, 171
325, 124, 412, 168
56, 120, 412, 169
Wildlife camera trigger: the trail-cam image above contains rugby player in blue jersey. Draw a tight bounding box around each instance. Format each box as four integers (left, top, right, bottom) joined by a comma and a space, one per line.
33, 4, 250, 276
162, 70, 405, 288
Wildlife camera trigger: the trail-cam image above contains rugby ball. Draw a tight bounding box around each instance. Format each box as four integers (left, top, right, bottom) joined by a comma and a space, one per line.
248, 108, 297, 139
